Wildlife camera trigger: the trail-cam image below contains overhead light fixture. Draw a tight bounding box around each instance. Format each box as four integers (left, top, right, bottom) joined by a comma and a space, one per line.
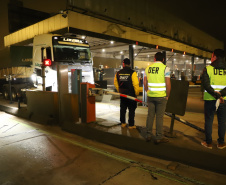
133, 45, 136, 48
110, 41, 114, 44
81, 36, 86, 39
102, 49, 105, 52
120, 51, 123, 54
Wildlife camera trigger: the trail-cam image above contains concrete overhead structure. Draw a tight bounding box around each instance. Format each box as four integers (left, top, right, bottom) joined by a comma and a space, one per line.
4, 1, 224, 58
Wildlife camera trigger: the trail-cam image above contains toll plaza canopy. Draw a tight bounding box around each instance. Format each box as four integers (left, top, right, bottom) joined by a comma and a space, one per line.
4, 10, 223, 58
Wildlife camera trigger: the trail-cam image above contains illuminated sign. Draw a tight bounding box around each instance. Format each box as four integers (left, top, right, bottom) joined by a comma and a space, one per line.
22, 58, 32, 62
63, 38, 83, 43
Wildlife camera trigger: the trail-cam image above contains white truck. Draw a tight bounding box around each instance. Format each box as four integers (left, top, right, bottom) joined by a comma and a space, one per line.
0, 33, 94, 101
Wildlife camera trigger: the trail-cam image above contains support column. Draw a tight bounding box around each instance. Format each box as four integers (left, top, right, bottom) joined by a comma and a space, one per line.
57, 65, 68, 125
129, 45, 134, 69
172, 60, 174, 71
191, 55, 195, 81
184, 61, 187, 75
121, 54, 124, 68
162, 51, 166, 65
204, 58, 207, 67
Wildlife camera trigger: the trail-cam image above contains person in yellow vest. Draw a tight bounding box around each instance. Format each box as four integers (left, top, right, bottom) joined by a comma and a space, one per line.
201, 49, 226, 149
114, 58, 139, 129
144, 52, 171, 144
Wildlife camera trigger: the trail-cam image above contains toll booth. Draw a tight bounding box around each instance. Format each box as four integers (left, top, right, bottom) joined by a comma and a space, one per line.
80, 83, 96, 123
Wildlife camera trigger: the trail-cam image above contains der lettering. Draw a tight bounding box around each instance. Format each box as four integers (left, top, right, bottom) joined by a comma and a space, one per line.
214, 69, 226, 75
148, 67, 159, 74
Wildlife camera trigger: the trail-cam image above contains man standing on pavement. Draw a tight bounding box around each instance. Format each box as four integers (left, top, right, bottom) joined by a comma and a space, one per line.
144, 52, 171, 144
201, 49, 226, 149
114, 58, 139, 129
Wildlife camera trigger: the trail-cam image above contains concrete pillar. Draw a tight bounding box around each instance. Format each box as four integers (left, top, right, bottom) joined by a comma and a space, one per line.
129, 45, 134, 69
57, 65, 68, 125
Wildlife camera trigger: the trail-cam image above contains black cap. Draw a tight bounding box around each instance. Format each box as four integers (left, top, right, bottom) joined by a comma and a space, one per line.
123, 58, 130, 65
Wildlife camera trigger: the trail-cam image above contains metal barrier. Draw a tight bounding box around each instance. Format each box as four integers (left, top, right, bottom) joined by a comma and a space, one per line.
89, 87, 205, 136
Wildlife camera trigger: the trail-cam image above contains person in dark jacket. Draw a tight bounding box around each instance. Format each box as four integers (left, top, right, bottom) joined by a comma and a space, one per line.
201, 49, 226, 149
114, 58, 139, 129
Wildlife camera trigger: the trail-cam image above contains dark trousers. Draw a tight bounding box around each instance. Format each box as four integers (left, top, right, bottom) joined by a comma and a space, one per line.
120, 97, 137, 126
204, 100, 226, 144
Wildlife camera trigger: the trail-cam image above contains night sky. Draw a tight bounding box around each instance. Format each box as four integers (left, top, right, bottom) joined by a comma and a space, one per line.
154, 0, 226, 43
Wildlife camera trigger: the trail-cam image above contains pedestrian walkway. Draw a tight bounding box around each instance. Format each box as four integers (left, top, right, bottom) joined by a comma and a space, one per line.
0, 96, 226, 175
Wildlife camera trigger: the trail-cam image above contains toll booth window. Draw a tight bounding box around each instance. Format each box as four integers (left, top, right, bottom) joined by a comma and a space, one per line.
36, 68, 41, 76
46, 47, 52, 60
53, 45, 91, 62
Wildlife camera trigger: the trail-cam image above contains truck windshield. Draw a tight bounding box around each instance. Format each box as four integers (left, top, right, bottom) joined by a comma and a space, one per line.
53, 45, 91, 63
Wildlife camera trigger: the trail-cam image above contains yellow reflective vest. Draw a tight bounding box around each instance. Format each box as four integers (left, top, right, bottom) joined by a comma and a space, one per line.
145, 62, 166, 97
204, 65, 226, 100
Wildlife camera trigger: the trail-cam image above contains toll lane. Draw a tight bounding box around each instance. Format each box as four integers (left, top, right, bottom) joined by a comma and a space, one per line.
1, 111, 226, 185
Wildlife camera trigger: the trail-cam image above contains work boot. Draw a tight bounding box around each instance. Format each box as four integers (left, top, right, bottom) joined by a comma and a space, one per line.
146, 136, 152, 142
217, 143, 226, 149
128, 125, 136, 129
201, 141, 212, 149
121, 123, 127, 128
154, 137, 169, 145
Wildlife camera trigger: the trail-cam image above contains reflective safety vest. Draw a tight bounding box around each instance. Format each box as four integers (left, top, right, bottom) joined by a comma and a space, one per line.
145, 62, 166, 97
204, 65, 226, 100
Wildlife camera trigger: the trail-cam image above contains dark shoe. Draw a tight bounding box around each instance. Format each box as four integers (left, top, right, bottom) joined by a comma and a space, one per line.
201, 141, 212, 149
146, 136, 152, 142
128, 125, 136, 129
121, 123, 127, 128
154, 137, 169, 144
217, 143, 226, 149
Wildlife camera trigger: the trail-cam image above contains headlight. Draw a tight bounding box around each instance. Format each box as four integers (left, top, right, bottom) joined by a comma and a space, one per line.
31, 74, 37, 82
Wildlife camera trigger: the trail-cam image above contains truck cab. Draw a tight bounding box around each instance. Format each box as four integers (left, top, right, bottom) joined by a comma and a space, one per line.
32, 33, 94, 91
0, 33, 94, 101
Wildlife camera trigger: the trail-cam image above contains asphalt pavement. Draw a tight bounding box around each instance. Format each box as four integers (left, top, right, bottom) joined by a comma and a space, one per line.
0, 89, 226, 177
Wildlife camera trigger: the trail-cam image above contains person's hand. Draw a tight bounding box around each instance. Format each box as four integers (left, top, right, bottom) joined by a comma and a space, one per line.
220, 97, 224, 104
214, 91, 221, 99
215, 91, 221, 95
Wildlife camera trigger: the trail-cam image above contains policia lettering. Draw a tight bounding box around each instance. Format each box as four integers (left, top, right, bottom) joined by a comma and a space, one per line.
214, 69, 226, 75
148, 67, 159, 74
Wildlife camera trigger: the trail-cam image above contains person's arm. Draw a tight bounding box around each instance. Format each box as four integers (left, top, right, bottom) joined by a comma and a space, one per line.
164, 67, 171, 98
165, 77, 171, 98
132, 72, 139, 96
220, 88, 226, 97
202, 67, 221, 99
114, 73, 119, 92
143, 72, 148, 92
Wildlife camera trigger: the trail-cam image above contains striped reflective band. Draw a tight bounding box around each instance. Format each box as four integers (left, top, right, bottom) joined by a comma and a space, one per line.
204, 85, 226, 92
148, 83, 166, 91
211, 85, 226, 89
148, 87, 166, 91
148, 83, 165, 87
